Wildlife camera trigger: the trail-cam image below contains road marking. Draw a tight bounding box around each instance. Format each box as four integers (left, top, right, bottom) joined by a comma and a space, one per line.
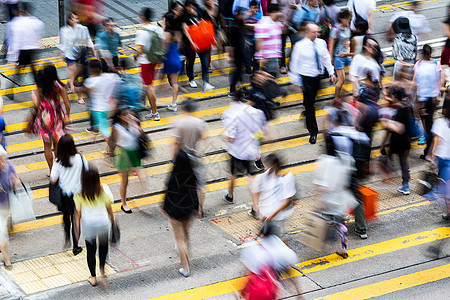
319, 263, 450, 300
149, 226, 450, 300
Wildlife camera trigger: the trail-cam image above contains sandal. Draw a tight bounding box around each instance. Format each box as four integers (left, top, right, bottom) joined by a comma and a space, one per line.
103, 151, 113, 156
336, 250, 348, 259
77, 98, 85, 104
88, 276, 97, 286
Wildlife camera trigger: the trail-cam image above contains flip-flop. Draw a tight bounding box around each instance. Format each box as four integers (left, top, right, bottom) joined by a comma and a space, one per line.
77, 98, 85, 104
88, 276, 97, 286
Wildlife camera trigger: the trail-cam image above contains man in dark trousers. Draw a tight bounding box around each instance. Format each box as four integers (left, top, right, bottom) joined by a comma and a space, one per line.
289, 22, 336, 144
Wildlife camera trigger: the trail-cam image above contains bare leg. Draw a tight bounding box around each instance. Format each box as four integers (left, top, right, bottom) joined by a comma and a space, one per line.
119, 171, 129, 210
0, 244, 11, 265
170, 218, 192, 271
44, 141, 54, 172
228, 174, 236, 198
334, 68, 345, 101
168, 73, 179, 105
146, 85, 158, 114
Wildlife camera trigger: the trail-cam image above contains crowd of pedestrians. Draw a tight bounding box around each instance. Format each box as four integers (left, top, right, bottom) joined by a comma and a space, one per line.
0, 0, 448, 297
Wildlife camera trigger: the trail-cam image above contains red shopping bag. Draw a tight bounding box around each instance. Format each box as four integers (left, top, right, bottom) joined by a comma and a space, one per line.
187, 20, 216, 52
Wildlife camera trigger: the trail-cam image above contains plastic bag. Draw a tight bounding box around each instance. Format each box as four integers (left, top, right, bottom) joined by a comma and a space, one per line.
9, 182, 35, 224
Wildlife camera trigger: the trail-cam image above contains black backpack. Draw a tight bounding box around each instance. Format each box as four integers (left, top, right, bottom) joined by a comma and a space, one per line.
352, 1, 369, 30
325, 132, 371, 165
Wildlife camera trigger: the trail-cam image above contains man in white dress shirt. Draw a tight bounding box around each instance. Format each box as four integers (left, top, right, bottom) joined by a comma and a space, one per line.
289, 23, 336, 144
6, 2, 43, 82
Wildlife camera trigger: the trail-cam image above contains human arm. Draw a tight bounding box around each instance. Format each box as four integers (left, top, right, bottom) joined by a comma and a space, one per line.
367, 9, 374, 34
106, 205, 115, 225
182, 23, 199, 52
265, 196, 293, 221
328, 37, 336, 65
32, 90, 40, 107
60, 86, 71, 122
386, 23, 396, 43
320, 40, 336, 83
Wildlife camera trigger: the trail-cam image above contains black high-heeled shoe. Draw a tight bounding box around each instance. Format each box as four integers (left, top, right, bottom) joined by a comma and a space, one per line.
121, 205, 132, 214
73, 247, 83, 256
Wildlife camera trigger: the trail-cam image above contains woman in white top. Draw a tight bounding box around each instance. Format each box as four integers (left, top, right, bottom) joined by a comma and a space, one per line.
429, 99, 450, 220
50, 134, 88, 256
58, 12, 97, 104
111, 109, 147, 213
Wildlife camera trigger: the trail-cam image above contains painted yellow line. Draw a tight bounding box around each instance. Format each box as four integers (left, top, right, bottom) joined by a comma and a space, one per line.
375, 0, 439, 11
319, 263, 450, 300
149, 227, 450, 300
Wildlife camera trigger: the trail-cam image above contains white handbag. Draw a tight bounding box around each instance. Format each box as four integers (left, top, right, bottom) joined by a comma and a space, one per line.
9, 181, 35, 224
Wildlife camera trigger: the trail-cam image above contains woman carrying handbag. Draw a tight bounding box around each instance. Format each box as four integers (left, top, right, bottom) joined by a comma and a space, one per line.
50, 134, 88, 255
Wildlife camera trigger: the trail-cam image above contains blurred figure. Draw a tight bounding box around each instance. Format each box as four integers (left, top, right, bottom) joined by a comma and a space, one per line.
222, 90, 267, 204
0, 146, 20, 270
320, 0, 340, 27
243, 0, 262, 74
413, 45, 442, 159
204, 0, 225, 72
228, 8, 247, 96
249, 154, 296, 239
390, 17, 417, 81
347, 0, 375, 33
441, 4, 450, 67
50, 134, 88, 255
6, 2, 43, 91
292, 0, 320, 30
172, 100, 206, 215
32, 65, 71, 172
240, 221, 302, 299
78, 59, 121, 155
255, 3, 283, 77
0, 96, 6, 148
349, 19, 369, 56
115, 58, 144, 111
134, 7, 163, 121
314, 133, 358, 258
182, 0, 215, 91
392, 65, 417, 104
380, 87, 412, 195
96, 17, 121, 71
428, 99, 450, 220
70, 0, 105, 39
2, 0, 19, 21
58, 12, 97, 104
246, 70, 281, 121
289, 23, 336, 145
387, 1, 431, 42
74, 166, 115, 287
110, 109, 147, 214
329, 9, 352, 101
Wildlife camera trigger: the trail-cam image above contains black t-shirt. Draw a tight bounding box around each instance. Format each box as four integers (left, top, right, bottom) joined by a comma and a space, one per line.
230, 23, 245, 57
390, 105, 411, 154
218, 0, 234, 18
183, 7, 210, 27
164, 11, 183, 32
445, 17, 450, 48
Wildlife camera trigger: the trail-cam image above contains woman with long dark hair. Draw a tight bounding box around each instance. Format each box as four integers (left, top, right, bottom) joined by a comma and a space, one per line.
349, 35, 386, 139
74, 166, 115, 287
50, 134, 87, 255
32, 64, 71, 172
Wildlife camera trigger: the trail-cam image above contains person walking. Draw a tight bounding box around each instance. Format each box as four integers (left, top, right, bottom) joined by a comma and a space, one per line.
387, 1, 431, 42
243, 0, 262, 74
428, 99, 450, 220
0, 146, 19, 270
380, 87, 412, 195
182, 0, 215, 92
254, 3, 283, 78
289, 22, 336, 144
329, 9, 352, 101
414, 45, 442, 159
292, 0, 320, 30
347, 0, 375, 33
58, 12, 97, 104
134, 7, 164, 121
74, 166, 115, 287
172, 100, 206, 215
6, 2, 43, 97
163, 122, 202, 276
50, 134, 88, 255
110, 109, 148, 214
228, 8, 247, 96
32, 65, 71, 172
249, 154, 296, 239
222, 91, 267, 204
96, 17, 121, 71
389, 17, 417, 81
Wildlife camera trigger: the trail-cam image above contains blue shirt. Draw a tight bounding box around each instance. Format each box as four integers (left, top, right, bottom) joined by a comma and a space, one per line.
95, 30, 121, 56
292, 5, 320, 26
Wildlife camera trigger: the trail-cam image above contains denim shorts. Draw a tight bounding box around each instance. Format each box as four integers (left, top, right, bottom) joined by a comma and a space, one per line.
334, 55, 351, 70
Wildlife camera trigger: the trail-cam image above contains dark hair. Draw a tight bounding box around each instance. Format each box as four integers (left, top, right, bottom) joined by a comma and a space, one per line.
89, 59, 102, 71
99, 58, 109, 72
249, 0, 258, 7
335, 109, 351, 126
411, 1, 420, 7
17, 2, 29, 13
102, 17, 114, 26
81, 166, 102, 202
184, 0, 197, 8
338, 8, 351, 21
422, 44, 432, 60
354, 19, 369, 34
56, 134, 77, 168
181, 98, 197, 113
36, 65, 64, 97
389, 86, 406, 102
267, 3, 280, 14
323, 0, 335, 5
140, 7, 153, 22
66, 11, 77, 25
443, 99, 450, 121
363, 35, 384, 66
119, 57, 131, 70
265, 153, 282, 171
170, 1, 183, 10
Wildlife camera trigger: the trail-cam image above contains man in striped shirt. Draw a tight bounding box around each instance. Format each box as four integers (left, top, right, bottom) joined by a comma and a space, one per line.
254, 3, 283, 77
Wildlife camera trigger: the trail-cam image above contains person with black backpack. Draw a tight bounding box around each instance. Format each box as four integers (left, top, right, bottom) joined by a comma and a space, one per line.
134, 8, 165, 121
347, 0, 375, 34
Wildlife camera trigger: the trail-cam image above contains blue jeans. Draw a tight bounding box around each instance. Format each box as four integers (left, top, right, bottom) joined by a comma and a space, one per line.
438, 157, 450, 181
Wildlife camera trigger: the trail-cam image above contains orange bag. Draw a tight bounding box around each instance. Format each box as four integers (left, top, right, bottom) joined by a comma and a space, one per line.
349, 185, 378, 222
187, 20, 216, 53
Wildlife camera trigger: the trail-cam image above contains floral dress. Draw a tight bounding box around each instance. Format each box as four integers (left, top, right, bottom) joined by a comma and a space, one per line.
34, 82, 66, 143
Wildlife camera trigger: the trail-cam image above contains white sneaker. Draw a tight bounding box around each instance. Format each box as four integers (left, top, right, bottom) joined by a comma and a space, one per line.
152, 112, 160, 121
145, 113, 153, 120
204, 83, 214, 92
167, 103, 178, 112
189, 80, 198, 88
